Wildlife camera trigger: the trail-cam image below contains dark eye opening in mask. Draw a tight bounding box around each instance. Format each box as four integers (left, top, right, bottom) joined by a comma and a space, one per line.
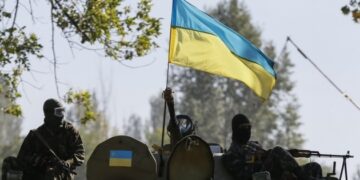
238, 124, 251, 130
54, 107, 65, 117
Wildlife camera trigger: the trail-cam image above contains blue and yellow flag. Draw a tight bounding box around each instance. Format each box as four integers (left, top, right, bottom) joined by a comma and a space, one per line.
109, 150, 132, 167
169, 0, 276, 100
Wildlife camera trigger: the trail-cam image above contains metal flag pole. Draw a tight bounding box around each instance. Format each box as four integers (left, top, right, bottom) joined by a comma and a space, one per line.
158, 62, 170, 177
158, 0, 175, 175
161, 62, 170, 149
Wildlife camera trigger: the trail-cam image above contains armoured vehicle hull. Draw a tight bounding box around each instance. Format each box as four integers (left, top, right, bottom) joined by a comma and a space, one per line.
87, 135, 234, 180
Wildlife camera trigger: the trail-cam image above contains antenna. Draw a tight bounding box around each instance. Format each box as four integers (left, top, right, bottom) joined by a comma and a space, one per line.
286, 36, 360, 112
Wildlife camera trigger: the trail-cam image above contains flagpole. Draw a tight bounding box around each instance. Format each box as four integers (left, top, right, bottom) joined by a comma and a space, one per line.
161, 63, 170, 149
158, 0, 174, 176
158, 56, 170, 178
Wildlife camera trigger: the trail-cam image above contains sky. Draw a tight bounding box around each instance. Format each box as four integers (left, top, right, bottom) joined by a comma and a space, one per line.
13, 0, 360, 177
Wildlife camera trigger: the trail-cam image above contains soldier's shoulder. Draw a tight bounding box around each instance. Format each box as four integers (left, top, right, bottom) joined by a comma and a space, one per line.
248, 141, 262, 147
226, 142, 243, 153
28, 125, 44, 134
63, 121, 79, 133
249, 140, 260, 144
23, 125, 43, 140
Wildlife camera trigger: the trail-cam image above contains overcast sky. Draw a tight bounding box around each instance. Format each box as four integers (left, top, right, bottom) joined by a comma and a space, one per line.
16, 0, 360, 177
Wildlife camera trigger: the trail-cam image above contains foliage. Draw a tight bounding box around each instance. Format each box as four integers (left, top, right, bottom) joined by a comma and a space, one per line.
341, 0, 360, 22
0, 86, 22, 168
145, 92, 169, 146
148, 92, 165, 131
66, 93, 115, 180
148, 0, 303, 149
0, 0, 161, 118
123, 114, 143, 141
65, 89, 96, 124
50, 0, 161, 59
146, 127, 170, 147
0, 4, 43, 116
354, 165, 360, 180
264, 45, 304, 148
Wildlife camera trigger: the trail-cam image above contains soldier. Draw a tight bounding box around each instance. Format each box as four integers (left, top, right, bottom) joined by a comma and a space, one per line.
17, 99, 85, 180
163, 88, 195, 149
222, 113, 322, 180
222, 114, 265, 180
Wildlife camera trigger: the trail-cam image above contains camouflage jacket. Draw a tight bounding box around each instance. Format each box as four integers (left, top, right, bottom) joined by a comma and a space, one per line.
17, 121, 85, 180
222, 141, 265, 180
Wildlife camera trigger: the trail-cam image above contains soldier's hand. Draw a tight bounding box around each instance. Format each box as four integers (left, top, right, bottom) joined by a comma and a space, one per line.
163, 87, 174, 102
46, 157, 59, 166
31, 154, 51, 167
259, 150, 269, 161
53, 159, 70, 171
57, 160, 74, 177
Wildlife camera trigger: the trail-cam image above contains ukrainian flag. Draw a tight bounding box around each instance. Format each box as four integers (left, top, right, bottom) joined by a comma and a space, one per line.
169, 0, 276, 100
109, 150, 132, 167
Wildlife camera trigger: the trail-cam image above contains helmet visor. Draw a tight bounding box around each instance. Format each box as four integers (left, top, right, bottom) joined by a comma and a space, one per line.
54, 107, 65, 117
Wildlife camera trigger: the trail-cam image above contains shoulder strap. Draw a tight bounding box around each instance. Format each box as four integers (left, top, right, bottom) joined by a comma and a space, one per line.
30, 129, 62, 162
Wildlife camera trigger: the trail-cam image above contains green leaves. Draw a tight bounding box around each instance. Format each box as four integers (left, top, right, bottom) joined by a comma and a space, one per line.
65, 89, 96, 124
0, 0, 161, 119
353, 9, 360, 22
51, 0, 161, 60
341, 1, 360, 22
341, 5, 351, 15
3, 103, 21, 117
0, 7, 43, 116
1, 11, 11, 18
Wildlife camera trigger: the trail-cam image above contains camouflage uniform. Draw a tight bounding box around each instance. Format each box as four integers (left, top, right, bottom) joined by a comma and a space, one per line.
223, 145, 323, 180
17, 121, 85, 180
302, 162, 323, 179
263, 147, 323, 180
262, 146, 303, 180
222, 141, 264, 180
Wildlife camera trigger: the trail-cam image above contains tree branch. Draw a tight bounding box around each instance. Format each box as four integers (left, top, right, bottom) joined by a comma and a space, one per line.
28, 0, 36, 23
49, 0, 90, 42
11, 0, 19, 29
50, 3, 61, 99
118, 58, 157, 69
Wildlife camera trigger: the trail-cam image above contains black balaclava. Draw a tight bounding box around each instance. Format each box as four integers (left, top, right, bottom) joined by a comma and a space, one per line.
43, 98, 64, 131
232, 114, 251, 145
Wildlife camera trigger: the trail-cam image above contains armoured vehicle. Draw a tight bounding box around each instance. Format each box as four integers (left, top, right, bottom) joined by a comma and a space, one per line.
87, 88, 353, 180
86, 134, 353, 180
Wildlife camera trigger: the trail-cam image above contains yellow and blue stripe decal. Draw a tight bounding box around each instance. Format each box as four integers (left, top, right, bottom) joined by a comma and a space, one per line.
109, 150, 133, 167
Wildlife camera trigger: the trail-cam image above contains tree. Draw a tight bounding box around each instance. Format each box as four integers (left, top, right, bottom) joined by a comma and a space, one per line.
66, 93, 115, 179
0, 81, 23, 169
270, 48, 303, 148
0, 4, 42, 116
354, 165, 360, 180
0, 0, 161, 119
341, 0, 360, 22
123, 114, 143, 141
145, 91, 173, 146
148, 0, 303, 149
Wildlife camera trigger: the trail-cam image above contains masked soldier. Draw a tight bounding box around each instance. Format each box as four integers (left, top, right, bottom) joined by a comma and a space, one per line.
222, 114, 265, 180
17, 99, 85, 180
222, 114, 323, 180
